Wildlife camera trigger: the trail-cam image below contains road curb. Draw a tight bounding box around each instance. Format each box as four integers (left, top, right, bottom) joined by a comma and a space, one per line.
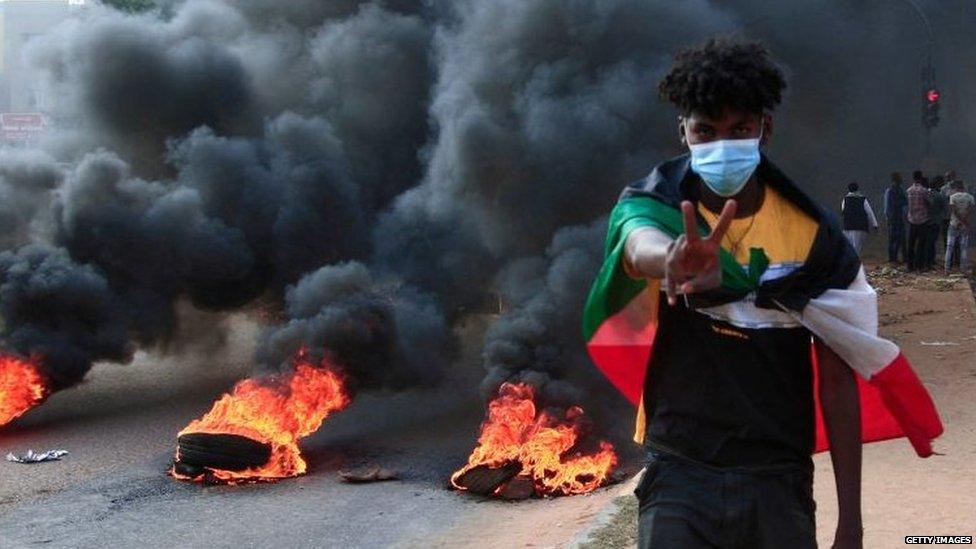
565, 470, 642, 548
965, 275, 976, 318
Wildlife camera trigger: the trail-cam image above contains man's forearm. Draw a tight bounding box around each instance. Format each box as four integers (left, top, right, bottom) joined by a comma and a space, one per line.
816, 339, 863, 542
624, 227, 673, 279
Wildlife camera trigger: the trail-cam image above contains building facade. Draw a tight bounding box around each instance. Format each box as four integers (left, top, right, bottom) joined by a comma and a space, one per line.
0, 0, 86, 142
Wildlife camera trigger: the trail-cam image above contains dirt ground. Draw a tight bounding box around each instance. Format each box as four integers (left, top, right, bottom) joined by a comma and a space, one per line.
812, 269, 976, 547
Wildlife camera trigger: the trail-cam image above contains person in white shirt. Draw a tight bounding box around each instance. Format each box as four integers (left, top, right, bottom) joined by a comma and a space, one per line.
841, 182, 879, 256
945, 180, 974, 273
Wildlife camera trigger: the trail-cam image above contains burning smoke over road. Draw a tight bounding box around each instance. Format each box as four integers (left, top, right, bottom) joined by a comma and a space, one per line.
2, 0, 976, 486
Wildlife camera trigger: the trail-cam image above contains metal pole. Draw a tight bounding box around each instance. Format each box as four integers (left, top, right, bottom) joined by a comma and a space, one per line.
900, 0, 935, 50
898, 0, 936, 157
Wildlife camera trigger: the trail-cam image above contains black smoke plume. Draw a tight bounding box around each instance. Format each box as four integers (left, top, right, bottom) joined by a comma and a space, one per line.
2, 0, 440, 396
0, 245, 131, 389
0, 150, 61, 250
375, 0, 732, 417
255, 262, 453, 394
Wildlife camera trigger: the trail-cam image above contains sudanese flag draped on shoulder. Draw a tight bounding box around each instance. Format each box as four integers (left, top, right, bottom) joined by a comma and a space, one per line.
583, 154, 943, 457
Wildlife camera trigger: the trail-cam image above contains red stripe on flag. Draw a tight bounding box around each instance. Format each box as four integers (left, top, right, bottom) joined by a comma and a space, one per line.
587, 342, 651, 405
813, 347, 942, 457
868, 352, 944, 456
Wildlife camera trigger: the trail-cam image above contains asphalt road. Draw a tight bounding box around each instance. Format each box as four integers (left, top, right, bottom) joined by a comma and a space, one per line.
0, 313, 633, 548
0, 399, 490, 548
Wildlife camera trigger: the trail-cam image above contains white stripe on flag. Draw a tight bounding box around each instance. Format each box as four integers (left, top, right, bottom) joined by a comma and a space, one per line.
777, 267, 899, 379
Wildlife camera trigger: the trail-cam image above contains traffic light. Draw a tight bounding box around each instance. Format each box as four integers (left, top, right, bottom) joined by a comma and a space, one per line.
923, 87, 941, 129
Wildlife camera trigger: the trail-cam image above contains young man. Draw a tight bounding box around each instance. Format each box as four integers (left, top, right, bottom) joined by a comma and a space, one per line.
584, 39, 941, 549
906, 171, 931, 271
925, 176, 948, 269
945, 180, 974, 273
883, 172, 908, 263
841, 182, 879, 256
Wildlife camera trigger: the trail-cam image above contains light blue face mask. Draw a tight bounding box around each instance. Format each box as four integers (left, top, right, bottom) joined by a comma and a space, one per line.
687, 130, 762, 197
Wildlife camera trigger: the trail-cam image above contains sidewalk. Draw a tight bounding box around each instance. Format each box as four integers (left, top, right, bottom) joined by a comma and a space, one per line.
813, 273, 976, 547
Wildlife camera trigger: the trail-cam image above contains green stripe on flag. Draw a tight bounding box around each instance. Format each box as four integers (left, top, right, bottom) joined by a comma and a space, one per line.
583, 197, 768, 341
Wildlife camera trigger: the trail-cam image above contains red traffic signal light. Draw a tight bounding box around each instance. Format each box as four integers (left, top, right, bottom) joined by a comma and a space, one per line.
926, 88, 941, 103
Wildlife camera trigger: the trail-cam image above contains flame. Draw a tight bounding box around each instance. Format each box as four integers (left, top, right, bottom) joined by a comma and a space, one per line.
173, 350, 351, 484
452, 382, 617, 497
0, 354, 49, 428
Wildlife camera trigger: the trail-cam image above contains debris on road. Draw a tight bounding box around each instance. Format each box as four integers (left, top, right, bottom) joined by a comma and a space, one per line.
6, 449, 69, 464
920, 341, 960, 346
867, 265, 968, 295
338, 465, 399, 484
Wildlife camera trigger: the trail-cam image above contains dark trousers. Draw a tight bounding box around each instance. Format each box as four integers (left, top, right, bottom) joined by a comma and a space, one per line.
888, 221, 906, 262
923, 223, 939, 268
636, 451, 816, 549
908, 223, 926, 270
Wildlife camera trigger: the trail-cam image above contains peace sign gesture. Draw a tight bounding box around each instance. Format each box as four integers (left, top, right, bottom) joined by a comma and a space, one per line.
664, 199, 738, 305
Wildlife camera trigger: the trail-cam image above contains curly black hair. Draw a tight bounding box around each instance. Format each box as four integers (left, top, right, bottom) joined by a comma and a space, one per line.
658, 39, 786, 118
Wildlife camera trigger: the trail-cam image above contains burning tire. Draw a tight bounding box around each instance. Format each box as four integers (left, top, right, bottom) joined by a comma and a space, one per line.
452, 461, 522, 496
176, 433, 272, 471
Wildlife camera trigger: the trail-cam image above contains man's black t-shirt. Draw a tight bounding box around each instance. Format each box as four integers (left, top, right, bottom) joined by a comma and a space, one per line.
644, 299, 815, 468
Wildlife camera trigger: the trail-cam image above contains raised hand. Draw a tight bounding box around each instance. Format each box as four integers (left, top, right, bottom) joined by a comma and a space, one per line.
664, 199, 737, 305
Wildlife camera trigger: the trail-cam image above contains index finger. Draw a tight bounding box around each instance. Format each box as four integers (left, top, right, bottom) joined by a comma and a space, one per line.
680, 201, 700, 243
707, 199, 738, 244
